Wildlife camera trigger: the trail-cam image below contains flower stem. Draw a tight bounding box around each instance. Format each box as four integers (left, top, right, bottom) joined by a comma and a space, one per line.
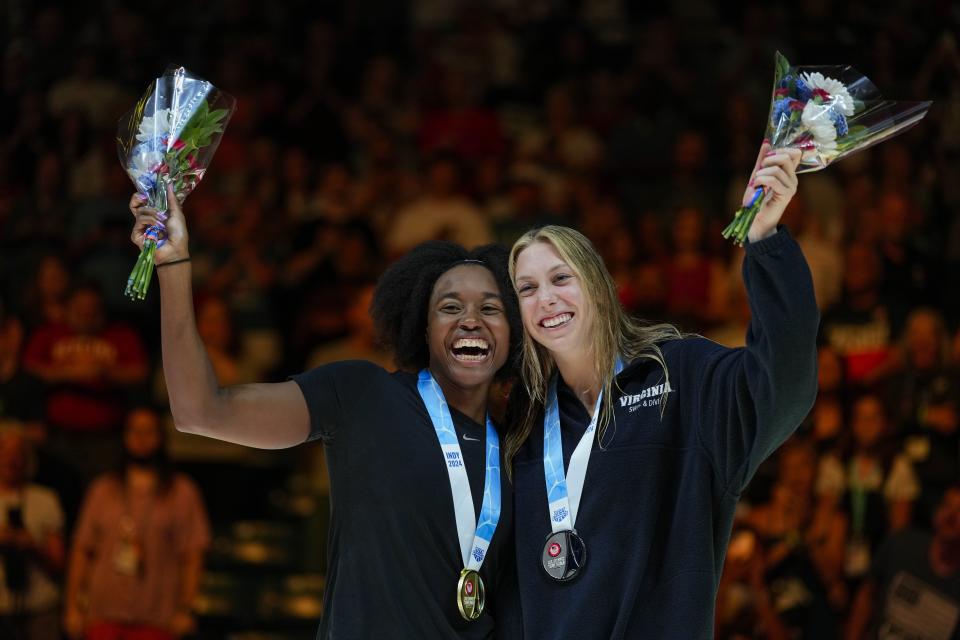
125, 238, 158, 300
724, 189, 766, 246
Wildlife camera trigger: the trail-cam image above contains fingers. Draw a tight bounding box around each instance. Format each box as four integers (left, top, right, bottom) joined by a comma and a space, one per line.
770, 147, 803, 170
760, 148, 802, 172
166, 182, 185, 220
129, 192, 149, 217
785, 147, 803, 169
130, 212, 164, 246
759, 150, 801, 184
752, 166, 796, 197
754, 148, 799, 198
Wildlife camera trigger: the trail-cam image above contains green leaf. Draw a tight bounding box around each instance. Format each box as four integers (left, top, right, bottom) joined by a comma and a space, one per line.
774, 51, 792, 86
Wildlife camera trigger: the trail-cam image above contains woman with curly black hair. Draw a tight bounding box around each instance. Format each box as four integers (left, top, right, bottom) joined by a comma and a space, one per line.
128, 184, 522, 639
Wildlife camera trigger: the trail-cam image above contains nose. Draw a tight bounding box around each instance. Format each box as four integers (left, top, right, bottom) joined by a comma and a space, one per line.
459, 314, 480, 330
537, 285, 557, 308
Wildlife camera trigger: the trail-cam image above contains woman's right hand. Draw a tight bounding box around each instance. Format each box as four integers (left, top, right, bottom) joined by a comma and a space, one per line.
129, 182, 190, 264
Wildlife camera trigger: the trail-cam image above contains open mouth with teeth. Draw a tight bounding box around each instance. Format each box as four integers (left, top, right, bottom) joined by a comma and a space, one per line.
451, 337, 491, 362
540, 313, 573, 329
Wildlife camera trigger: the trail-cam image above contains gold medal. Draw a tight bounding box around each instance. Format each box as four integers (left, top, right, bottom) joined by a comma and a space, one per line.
456, 568, 485, 621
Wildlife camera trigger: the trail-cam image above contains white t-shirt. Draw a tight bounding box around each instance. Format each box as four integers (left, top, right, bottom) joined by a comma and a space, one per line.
0, 485, 64, 613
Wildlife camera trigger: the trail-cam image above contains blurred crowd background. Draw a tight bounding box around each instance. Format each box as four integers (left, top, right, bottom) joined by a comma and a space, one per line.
0, 1, 959, 638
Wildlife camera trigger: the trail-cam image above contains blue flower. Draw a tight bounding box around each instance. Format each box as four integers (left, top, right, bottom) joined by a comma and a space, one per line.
831, 110, 849, 136
135, 172, 158, 193
796, 77, 812, 102
778, 73, 795, 90
772, 98, 793, 125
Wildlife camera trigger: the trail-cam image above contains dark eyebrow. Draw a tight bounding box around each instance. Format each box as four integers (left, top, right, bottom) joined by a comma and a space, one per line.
436, 291, 503, 301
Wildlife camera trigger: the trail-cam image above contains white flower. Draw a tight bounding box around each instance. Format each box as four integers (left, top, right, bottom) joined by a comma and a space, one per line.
801, 101, 838, 151
135, 108, 173, 144
800, 71, 855, 116
126, 149, 164, 184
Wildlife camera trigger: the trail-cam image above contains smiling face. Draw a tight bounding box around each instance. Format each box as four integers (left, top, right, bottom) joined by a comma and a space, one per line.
513, 240, 591, 358
426, 264, 510, 392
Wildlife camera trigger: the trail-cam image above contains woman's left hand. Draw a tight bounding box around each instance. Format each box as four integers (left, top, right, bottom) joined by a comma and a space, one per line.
742, 142, 803, 243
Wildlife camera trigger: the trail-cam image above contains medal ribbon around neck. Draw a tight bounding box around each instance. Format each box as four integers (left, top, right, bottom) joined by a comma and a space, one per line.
544, 358, 624, 532
417, 369, 501, 571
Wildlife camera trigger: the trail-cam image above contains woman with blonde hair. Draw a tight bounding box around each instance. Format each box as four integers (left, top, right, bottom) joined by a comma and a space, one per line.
505, 144, 820, 638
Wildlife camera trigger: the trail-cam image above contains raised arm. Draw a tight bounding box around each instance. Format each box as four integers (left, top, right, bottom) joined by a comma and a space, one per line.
696, 147, 820, 490
130, 185, 309, 449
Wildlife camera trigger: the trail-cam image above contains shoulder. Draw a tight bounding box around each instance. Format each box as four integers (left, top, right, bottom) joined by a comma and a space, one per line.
292, 359, 398, 391
25, 484, 62, 511
653, 335, 732, 368
170, 474, 206, 502
84, 474, 121, 502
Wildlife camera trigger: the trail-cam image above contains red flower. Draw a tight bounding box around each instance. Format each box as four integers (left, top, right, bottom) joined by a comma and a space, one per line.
789, 99, 805, 111
774, 87, 790, 97
171, 139, 186, 151
812, 88, 831, 100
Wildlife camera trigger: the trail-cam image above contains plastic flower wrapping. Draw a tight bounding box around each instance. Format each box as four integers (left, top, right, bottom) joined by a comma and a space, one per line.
118, 66, 236, 299
723, 52, 931, 245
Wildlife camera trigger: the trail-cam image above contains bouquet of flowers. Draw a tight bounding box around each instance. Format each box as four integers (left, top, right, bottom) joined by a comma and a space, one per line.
118, 66, 236, 299
723, 52, 931, 245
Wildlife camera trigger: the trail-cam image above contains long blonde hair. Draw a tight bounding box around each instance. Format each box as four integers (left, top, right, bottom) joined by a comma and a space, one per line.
505, 226, 682, 470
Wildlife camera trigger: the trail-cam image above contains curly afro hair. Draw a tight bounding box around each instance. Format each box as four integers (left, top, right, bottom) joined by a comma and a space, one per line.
371, 241, 522, 379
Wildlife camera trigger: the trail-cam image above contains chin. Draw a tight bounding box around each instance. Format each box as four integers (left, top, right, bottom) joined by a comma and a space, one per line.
533, 331, 579, 354
448, 359, 499, 385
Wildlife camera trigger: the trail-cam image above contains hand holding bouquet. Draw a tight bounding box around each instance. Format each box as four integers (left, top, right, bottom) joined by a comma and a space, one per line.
118, 66, 236, 299
723, 52, 931, 245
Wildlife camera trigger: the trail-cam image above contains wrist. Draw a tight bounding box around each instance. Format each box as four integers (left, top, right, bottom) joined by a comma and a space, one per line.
747, 224, 778, 243
157, 255, 192, 269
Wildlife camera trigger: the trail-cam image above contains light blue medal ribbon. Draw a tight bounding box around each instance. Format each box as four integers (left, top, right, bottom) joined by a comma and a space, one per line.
544, 358, 624, 533
417, 370, 501, 571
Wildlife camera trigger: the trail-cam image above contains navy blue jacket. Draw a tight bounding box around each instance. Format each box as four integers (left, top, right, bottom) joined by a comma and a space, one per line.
511, 228, 819, 639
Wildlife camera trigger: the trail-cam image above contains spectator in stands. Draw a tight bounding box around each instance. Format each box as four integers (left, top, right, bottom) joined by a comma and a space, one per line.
817, 393, 919, 581
0, 427, 65, 640
20, 254, 70, 330
845, 484, 960, 640
385, 152, 493, 255
0, 299, 43, 428
22, 282, 148, 481
888, 308, 960, 526
658, 206, 725, 330
820, 243, 897, 385
740, 440, 847, 636
65, 406, 210, 640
